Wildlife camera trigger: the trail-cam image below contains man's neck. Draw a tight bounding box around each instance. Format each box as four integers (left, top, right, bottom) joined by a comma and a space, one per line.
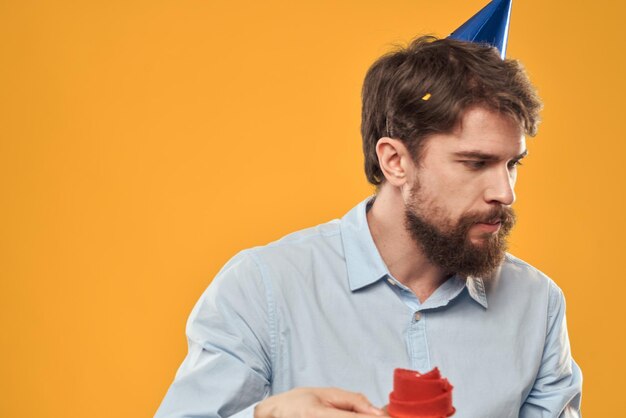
366, 185, 451, 303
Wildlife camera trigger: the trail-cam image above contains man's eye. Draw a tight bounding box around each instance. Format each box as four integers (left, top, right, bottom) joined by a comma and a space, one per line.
464, 161, 486, 169
508, 160, 523, 169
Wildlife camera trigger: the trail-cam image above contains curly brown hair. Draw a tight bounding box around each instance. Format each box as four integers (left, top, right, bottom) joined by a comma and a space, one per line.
361, 36, 543, 186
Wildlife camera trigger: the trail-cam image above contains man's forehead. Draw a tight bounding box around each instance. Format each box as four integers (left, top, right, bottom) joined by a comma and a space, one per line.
421, 128, 526, 158
443, 108, 526, 157
453, 128, 526, 156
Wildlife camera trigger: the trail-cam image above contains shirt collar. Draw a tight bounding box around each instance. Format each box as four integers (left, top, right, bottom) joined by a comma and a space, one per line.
339, 195, 489, 309
466, 275, 489, 309
340, 196, 390, 291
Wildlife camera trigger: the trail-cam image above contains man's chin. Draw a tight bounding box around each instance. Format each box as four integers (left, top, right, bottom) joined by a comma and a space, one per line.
467, 233, 496, 246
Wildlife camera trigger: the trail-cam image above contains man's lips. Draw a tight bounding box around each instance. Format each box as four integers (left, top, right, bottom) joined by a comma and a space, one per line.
474, 220, 501, 233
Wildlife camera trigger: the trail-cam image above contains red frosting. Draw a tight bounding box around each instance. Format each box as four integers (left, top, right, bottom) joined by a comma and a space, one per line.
387, 368, 455, 418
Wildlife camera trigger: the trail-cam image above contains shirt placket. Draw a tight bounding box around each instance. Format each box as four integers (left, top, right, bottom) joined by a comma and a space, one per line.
407, 309, 430, 372
386, 276, 431, 373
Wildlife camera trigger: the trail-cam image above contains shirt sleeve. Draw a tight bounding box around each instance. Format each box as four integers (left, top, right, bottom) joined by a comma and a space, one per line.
520, 281, 583, 418
155, 251, 273, 418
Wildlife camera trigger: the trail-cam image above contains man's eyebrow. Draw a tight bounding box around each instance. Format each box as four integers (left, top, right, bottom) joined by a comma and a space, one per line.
452, 149, 528, 161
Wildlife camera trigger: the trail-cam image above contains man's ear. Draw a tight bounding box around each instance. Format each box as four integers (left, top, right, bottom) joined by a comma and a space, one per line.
375, 137, 411, 187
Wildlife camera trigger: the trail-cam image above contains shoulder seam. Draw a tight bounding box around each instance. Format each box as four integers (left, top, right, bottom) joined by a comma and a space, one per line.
504, 254, 554, 281
261, 228, 341, 250
504, 253, 533, 268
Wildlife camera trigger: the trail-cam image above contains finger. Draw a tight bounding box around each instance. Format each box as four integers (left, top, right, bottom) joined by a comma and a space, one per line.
319, 388, 385, 416
319, 407, 387, 418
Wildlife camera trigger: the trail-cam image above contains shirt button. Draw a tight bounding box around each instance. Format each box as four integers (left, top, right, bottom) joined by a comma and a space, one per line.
387, 278, 396, 286
414, 312, 422, 321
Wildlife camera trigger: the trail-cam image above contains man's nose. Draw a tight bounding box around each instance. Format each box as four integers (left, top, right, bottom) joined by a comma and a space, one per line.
484, 167, 516, 206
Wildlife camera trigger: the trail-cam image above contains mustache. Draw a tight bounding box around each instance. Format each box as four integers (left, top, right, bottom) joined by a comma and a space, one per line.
461, 206, 516, 227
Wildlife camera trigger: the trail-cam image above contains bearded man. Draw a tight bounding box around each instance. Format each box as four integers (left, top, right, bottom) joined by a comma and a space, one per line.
155, 36, 582, 418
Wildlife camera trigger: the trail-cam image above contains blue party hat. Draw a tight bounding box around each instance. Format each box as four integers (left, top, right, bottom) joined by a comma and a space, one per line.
448, 0, 513, 58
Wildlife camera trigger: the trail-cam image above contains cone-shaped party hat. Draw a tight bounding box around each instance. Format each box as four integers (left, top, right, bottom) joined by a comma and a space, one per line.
447, 0, 513, 58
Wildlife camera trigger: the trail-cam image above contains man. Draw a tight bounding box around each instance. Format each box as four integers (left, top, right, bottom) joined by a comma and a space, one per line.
155, 35, 582, 418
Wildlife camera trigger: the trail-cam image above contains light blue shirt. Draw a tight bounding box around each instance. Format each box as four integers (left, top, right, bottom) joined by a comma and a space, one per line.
155, 197, 582, 418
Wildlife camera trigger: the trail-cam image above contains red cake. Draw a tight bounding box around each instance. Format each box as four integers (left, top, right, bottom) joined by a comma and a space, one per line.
387, 368, 455, 418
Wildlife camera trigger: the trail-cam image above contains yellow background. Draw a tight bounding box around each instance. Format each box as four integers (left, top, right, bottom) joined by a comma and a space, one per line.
1, 1, 624, 416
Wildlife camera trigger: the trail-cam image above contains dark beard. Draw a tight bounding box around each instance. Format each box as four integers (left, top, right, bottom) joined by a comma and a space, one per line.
404, 201, 516, 279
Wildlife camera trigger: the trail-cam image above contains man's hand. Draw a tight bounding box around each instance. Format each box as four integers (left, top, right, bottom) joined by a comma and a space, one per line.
254, 387, 386, 418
